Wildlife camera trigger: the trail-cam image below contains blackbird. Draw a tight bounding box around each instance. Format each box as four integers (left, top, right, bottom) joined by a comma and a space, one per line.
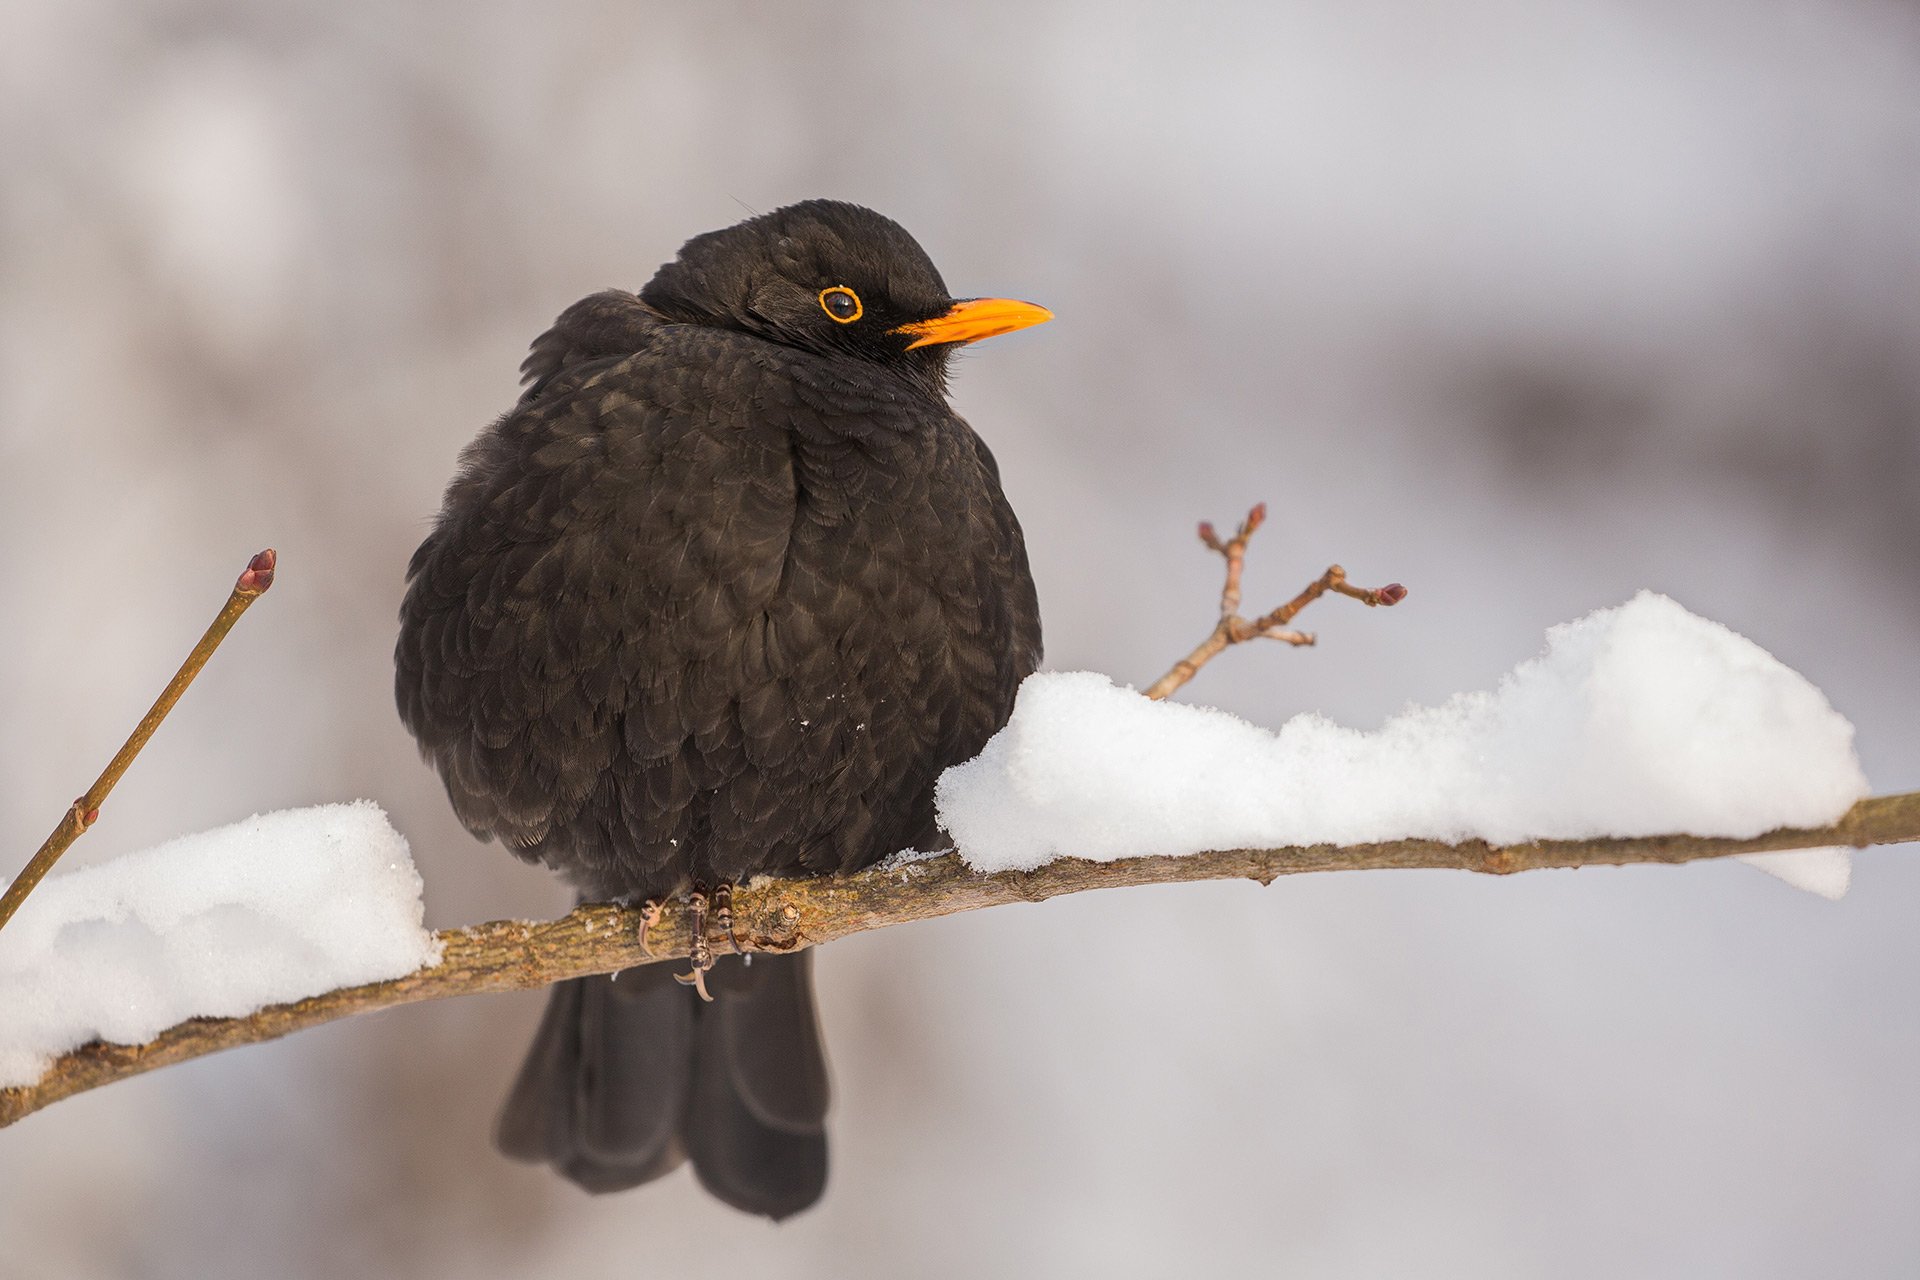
394, 200, 1046, 1219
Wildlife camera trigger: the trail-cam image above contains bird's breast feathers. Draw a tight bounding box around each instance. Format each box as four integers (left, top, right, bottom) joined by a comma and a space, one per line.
396, 320, 1038, 892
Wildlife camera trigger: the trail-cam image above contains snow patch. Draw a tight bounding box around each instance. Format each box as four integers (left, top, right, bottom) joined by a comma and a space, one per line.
0, 801, 439, 1088
937, 593, 1867, 894
871, 847, 945, 875
1737, 848, 1852, 901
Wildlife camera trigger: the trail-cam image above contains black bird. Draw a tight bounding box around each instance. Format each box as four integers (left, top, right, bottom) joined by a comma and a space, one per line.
394, 201, 1046, 1219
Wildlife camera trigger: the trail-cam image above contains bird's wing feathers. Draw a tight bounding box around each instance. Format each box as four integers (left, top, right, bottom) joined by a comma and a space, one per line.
518, 290, 668, 402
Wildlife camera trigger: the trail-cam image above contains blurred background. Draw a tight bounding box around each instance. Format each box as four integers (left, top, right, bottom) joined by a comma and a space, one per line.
3, 0, 1919, 1275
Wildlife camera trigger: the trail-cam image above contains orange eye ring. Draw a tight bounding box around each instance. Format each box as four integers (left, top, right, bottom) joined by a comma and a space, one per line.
819, 286, 863, 324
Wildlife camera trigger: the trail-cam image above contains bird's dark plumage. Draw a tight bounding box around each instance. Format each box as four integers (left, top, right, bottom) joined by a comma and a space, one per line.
395, 200, 1043, 1218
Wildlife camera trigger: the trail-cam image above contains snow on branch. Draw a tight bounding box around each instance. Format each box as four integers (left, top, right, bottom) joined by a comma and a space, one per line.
4, 788, 1916, 1131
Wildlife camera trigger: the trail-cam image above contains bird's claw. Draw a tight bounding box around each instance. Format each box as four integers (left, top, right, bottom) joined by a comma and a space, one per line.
674, 889, 716, 1002
636, 898, 664, 957
712, 882, 743, 954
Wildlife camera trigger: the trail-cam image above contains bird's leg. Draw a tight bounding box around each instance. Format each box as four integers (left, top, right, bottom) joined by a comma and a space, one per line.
712, 881, 744, 954
674, 888, 715, 1002
635, 898, 664, 958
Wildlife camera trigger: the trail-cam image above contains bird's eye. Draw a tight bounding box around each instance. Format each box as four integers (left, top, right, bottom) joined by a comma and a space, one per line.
819, 286, 863, 324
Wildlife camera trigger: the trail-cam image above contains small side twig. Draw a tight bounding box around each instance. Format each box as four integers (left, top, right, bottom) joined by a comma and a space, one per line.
1144, 504, 1404, 701
0, 549, 278, 934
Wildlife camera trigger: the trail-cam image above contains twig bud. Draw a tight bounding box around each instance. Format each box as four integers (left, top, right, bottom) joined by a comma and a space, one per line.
236, 549, 277, 596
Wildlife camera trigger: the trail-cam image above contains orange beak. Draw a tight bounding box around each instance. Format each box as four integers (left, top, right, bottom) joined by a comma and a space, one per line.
893, 297, 1054, 350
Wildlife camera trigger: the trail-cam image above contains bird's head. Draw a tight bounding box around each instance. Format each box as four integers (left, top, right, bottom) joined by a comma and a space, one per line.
638, 200, 1051, 393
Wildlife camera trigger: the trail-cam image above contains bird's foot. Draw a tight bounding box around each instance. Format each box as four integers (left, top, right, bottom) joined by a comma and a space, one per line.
712, 881, 744, 954
635, 898, 664, 958
674, 889, 715, 1002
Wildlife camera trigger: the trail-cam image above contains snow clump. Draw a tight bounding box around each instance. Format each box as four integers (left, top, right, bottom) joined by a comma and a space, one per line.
0, 801, 439, 1088
937, 592, 1867, 897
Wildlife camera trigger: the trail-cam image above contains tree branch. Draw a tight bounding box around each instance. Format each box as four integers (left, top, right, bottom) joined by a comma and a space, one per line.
6, 789, 1915, 1130
0, 550, 277, 933
1144, 504, 1405, 700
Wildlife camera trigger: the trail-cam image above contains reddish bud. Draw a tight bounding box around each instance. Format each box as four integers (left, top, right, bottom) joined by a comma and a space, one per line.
1379, 583, 1407, 605
237, 548, 277, 594
1198, 522, 1216, 543
82, 808, 100, 827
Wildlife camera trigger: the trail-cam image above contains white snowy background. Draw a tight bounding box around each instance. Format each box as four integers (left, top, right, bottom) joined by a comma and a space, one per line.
3, 2, 1919, 1276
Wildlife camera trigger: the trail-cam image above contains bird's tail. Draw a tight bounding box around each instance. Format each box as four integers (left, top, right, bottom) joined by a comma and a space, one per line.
495, 949, 830, 1220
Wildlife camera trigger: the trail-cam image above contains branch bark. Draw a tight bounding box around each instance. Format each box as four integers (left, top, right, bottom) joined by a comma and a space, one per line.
6, 788, 1915, 1130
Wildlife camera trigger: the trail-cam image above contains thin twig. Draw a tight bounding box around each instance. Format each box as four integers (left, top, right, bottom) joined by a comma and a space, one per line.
1144, 504, 1404, 700
4, 788, 1916, 1129
0, 550, 277, 933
